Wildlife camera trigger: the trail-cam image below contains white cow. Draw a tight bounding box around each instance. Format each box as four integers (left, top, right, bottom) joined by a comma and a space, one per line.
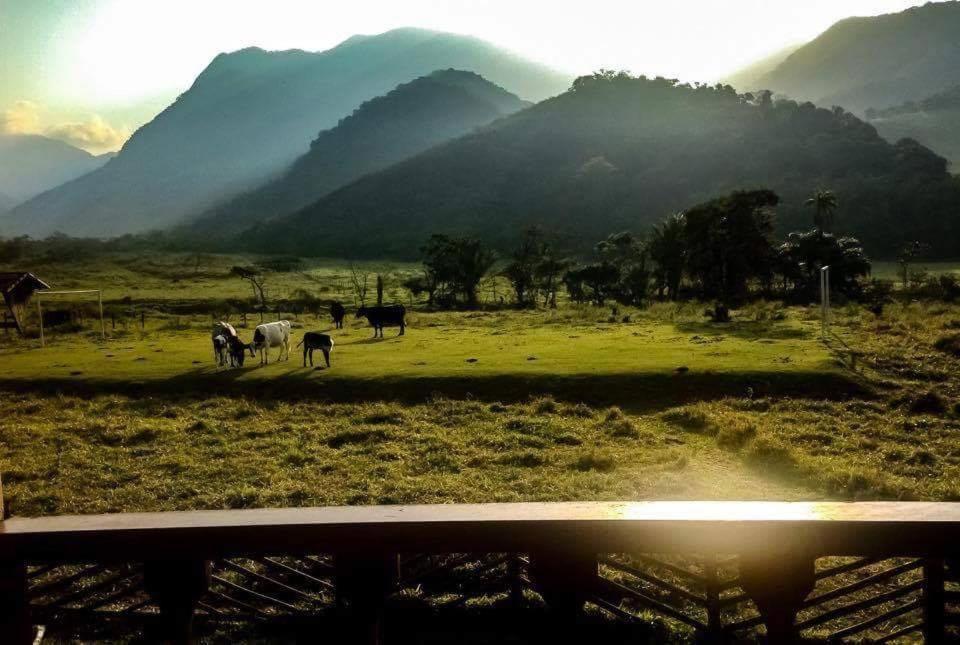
252, 320, 292, 364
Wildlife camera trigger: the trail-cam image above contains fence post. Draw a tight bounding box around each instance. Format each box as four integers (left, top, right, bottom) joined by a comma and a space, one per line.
739, 552, 815, 644
0, 475, 31, 644
335, 553, 399, 645
923, 558, 946, 645
703, 554, 723, 642
529, 547, 597, 628
144, 559, 211, 644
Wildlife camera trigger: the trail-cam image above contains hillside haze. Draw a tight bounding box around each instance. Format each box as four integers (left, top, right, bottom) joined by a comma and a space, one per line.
186, 69, 529, 237
248, 73, 960, 259
867, 84, 960, 168
6, 28, 571, 238
753, 1, 960, 114
0, 134, 108, 210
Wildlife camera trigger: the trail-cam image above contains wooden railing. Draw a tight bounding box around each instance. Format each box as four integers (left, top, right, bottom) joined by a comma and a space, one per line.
2, 501, 960, 643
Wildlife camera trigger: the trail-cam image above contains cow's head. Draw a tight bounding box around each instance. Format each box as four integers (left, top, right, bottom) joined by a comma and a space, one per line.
356, 306, 367, 318
247, 342, 257, 357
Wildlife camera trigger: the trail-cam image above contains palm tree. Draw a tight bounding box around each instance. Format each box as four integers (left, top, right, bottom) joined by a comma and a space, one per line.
805, 190, 838, 234
648, 213, 686, 299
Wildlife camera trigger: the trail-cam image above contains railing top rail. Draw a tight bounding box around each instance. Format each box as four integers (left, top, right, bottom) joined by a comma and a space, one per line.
3, 501, 960, 560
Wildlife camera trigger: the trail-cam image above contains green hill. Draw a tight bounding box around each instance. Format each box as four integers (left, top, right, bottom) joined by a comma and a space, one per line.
185, 70, 528, 238
867, 85, 960, 168
5, 29, 570, 238
247, 73, 960, 259
754, 1, 960, 114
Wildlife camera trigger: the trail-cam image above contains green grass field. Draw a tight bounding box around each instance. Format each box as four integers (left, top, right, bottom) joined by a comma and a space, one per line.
1, 253, 959, 521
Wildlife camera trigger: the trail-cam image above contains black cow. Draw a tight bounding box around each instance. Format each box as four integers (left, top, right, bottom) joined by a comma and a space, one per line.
356, 305, 405, 338
228, 336, 255, 367
330, 301, 346, 329
297, 332, 335, 367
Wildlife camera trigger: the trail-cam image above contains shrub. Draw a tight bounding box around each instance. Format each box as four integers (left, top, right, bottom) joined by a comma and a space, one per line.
909, 391, 948, 416
498, 450, 546, 468
717, 422, 757, 451
573, 451, 616, 472
532, 396, 558, 415
934, 334, 960, 357
662, 407, 714, 434
744, 438, 797, 474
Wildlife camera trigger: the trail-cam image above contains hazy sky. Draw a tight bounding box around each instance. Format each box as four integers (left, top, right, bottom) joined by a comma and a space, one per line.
0, 0, 929, 153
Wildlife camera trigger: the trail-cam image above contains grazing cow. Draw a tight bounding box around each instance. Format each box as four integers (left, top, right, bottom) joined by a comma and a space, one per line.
212, 334, 228, 367
297, 332, 335, 367
330, 301, 346, 329
228, 336, 254, 367
356, 305, 405, 338
252, 320, 292, 364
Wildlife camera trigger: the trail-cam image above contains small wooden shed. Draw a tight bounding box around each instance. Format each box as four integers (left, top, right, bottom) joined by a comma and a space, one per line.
0, 272, 50, 335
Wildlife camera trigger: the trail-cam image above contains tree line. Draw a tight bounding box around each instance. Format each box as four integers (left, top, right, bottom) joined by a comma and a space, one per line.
405, 188, 876, 311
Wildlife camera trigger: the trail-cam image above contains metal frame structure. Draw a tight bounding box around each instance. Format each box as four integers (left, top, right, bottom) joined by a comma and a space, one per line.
35, 289, 104, 347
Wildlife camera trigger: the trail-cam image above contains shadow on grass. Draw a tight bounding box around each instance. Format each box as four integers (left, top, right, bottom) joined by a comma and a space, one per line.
0, 368, 871, 412
674, 321, 812, 341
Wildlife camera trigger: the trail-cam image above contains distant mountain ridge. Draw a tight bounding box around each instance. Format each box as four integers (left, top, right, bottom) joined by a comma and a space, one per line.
185, 69, 529, 237
0, 134, 107, 208
866, 84, 960, 168
6, 28, 572, 238
246, 74, 960, 259
753, 1, 960, 114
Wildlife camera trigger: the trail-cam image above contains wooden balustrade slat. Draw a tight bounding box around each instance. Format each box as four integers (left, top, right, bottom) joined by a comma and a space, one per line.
802, 558, 922, 608
217, 560, 321, 603
873, 622, 924, 644
596, 577, 707, 630
44, 568, 138, 609
598, 555, 707, 605
824, 598, 922, 641
254, 556, 335, 591
79, 576, 143, 611
210, 575, 301, 613
815, 556, 885, 580
796, 579, 922, 630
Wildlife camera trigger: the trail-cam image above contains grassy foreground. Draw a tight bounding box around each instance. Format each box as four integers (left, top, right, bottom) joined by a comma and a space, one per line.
1, 252, 960, 520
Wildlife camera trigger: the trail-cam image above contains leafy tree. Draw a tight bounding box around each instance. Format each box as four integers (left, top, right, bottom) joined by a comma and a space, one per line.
648, 213, 686, 300
897, 240, 927, 289
502, 228, 546, 307
421, 234, 495, 308
535, 254, 569, 309
805, 190, 839, 233
776, 230, 871, 300
596, 232, 649, 306
684, 190, 778, 306
230, 266, 268, 310
564, 263, 620, 307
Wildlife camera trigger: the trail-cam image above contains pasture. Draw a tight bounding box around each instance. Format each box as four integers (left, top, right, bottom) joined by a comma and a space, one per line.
1, 252, 959, 522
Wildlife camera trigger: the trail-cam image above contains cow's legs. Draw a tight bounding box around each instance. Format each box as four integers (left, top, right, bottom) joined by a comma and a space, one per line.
322, 348, 330, 368
303, 347, 309, 367
399, 322, 405, 337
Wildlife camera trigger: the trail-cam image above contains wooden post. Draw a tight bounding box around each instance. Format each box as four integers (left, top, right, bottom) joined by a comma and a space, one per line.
529, 547, 597, 628
739, 553, 815, 644
703, 554, 723, 642
98, 290, 105, 340
144, 559, 211, 644
36, 296, 44, 348
0, 475, 31, 645
923, 558, 946, 645
334, 553, 398, 645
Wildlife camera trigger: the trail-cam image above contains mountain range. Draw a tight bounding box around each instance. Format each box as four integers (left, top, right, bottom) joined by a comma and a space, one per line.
184, 69, 529, 238
749, 1, 960, 114
5, 28, 571, 238
0, 134, 109, 214
245, 73, 960, 259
